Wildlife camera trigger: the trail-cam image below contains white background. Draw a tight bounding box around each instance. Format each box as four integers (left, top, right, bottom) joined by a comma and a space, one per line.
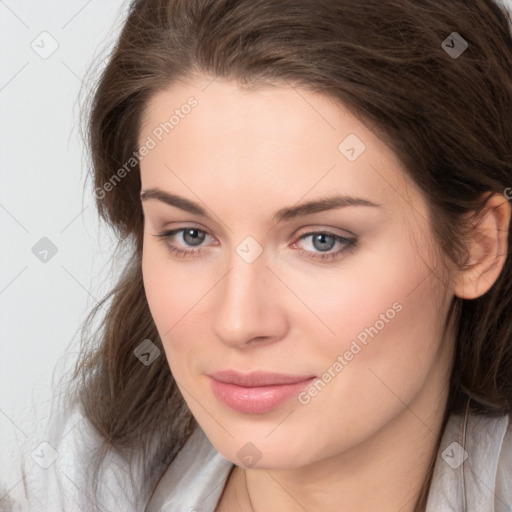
1, 0, 511, 493
0, 0, 131, 486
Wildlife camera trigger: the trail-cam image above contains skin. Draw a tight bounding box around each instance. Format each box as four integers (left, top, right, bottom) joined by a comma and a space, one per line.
138, 75, 510, 511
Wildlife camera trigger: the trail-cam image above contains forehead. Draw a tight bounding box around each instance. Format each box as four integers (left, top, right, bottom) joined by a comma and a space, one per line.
138, 77, 424, 219
140, 77, 362, 154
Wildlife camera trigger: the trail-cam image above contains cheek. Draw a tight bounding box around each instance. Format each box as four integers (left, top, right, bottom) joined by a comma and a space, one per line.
313, 256, 447, 389
141, 250, 215, 376
142, 234, 203, 325
294, 234, 449, 409
285, 234, 435, 357
291, 274, 449, 458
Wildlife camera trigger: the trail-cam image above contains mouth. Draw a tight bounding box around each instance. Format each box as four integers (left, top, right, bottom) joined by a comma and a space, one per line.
208, 370, 316, 414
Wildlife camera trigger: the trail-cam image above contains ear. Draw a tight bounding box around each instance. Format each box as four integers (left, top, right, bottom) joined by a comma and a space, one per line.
454, 193, 511, 299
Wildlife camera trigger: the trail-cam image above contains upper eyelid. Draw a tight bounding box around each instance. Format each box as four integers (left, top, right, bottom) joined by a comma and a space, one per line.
158, 217, 356, 233
144, 204, 361, 237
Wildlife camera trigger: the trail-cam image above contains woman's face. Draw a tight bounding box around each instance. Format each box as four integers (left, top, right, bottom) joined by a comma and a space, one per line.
139, 75, 456, 469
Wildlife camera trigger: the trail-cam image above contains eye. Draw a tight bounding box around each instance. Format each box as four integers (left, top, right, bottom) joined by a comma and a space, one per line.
153, 227, 213, 258
292, 231, 357, 262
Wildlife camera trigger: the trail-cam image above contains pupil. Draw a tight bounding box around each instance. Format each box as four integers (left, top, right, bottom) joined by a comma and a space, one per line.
313, 234, 334, 252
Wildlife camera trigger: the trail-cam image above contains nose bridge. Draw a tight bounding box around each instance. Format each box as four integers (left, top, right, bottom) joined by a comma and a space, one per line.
211, 245, 284, 346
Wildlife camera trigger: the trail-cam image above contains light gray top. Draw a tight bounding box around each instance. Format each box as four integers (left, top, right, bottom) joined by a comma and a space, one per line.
145, 411, 512, 512
2, 401, 511, 512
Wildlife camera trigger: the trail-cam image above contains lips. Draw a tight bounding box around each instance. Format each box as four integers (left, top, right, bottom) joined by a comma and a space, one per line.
209, 370, 316, 414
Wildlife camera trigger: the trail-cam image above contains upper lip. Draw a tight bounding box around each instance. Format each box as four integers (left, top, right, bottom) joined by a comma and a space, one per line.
209, 370, 315, 387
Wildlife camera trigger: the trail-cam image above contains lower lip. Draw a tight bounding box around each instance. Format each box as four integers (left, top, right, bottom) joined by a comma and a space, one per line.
209, 377, 316, 414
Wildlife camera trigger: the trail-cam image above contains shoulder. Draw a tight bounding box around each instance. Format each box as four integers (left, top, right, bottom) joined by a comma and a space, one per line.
495, 414, 512, 512
146, 426, 234, 512
427, 411, 511, 512
2, 395, 150, 512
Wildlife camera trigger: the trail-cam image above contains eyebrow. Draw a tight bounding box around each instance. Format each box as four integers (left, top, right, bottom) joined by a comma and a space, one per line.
140, 188, 381, 224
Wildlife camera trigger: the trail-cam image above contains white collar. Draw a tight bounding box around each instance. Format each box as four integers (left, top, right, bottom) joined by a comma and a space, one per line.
147, 412, 511, 512
426, 411, 510, 511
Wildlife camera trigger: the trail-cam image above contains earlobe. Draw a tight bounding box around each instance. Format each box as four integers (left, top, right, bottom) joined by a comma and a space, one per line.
454, 193, 511, 300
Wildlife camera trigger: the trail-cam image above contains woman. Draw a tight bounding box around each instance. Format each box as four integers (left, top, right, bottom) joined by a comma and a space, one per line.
5, 0, 512, 510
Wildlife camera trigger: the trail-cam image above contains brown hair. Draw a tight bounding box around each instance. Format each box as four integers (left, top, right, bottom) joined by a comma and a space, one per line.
56, 0, 512, 510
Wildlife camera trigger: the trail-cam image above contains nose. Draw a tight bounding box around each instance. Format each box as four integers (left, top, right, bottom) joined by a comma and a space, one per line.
210, 249, 288, 348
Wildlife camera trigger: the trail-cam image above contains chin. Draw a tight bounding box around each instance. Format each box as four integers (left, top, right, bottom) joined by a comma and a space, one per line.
205, 427, 320, 470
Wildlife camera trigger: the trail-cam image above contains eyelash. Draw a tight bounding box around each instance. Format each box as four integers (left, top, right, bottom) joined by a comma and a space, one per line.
153, 227, 357, 262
